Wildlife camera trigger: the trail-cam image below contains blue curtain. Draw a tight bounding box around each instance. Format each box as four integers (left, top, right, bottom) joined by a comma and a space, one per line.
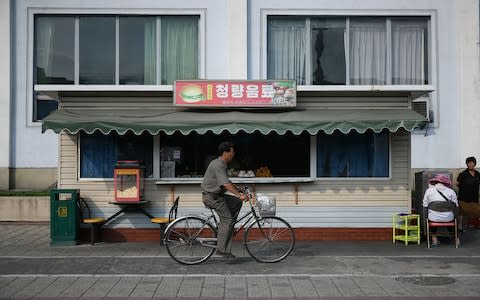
80, 133, 153, 178
317, 131, 389, 177
80, 133, 116, 178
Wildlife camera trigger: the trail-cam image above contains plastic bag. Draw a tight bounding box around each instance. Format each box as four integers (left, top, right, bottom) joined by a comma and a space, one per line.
255, 194, 276, 216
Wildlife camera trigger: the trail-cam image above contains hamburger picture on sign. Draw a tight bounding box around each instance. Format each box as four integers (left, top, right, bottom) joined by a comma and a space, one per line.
179, 84, 205, 103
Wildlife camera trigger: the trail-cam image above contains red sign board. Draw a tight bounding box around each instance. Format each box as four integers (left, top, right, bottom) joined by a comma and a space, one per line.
174, 80, 296, 107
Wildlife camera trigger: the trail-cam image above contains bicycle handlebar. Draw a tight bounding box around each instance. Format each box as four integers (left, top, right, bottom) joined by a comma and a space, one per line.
238, 185, 253, 203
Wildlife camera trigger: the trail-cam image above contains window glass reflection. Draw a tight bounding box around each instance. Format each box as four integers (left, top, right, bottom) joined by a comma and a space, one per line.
35, 16, 74, 84
79, 16, 116, 84
311, 18, 346, 85
34, 92, 58, 121
119, 17, 156, 85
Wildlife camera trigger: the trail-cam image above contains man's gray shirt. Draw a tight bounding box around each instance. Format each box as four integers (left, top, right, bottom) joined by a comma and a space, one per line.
201, 158, 230, 194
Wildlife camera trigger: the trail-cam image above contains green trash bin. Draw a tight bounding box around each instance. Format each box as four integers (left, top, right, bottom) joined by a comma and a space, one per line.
50, 189, 80, 246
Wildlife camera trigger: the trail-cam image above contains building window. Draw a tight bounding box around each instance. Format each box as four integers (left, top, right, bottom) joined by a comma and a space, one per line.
33, 14, 199, 121
267, 18, 306, 85
34, 16, 75, 84
34, 14, 199, 86
391, 18, 428, 85
349, 17, 387, 85
311, 18, 347, 85
159, 132, 310, 178
267, 16, 429, 85
79, 16, 116, 84
119, 16, 157, 85
316, 131, 389, 177
161, 16, 199, 85
80, 132, 153, 178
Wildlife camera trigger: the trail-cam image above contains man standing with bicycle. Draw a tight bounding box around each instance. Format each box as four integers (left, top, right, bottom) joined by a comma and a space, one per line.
201, 141, 246, 258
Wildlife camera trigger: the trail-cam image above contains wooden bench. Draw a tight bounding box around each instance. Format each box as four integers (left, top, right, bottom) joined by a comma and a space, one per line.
77, 197, 106, 245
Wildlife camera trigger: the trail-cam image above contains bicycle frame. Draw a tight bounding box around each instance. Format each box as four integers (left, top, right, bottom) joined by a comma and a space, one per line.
165, 187, 268, 249
202, 188, 265, 240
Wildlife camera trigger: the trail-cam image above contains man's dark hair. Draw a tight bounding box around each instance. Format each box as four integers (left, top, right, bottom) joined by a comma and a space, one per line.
218, 141, 234, 156
466, 156, 477, 165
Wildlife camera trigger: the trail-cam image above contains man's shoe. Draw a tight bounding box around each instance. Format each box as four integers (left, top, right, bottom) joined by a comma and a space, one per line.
216, 251, 236, 258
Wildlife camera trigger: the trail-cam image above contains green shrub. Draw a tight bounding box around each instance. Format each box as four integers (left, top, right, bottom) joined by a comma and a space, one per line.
0, 191, 50, 196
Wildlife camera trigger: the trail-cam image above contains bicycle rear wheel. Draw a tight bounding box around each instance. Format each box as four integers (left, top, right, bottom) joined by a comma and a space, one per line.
244, 216, 295, 263
164, 216, 217, 265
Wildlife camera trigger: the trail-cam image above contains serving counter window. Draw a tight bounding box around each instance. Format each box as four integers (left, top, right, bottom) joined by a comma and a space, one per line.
159, 132, 310, 179
78, 130, 389, 180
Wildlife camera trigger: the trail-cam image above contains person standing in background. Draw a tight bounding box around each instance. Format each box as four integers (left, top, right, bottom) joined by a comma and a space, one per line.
457, 156, 480, 230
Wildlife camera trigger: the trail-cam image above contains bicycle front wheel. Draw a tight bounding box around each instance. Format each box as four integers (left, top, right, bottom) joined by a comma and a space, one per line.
244, 216, 295, 263
164, 216, 217, 265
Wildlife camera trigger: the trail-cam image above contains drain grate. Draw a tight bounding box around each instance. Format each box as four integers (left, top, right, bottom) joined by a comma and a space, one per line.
396, 276, 456, 286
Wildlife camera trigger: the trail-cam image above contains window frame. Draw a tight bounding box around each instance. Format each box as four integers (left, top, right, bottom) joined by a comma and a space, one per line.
264, 13, 432, 86
27, 8, 206, 125
261, 9, 437, 91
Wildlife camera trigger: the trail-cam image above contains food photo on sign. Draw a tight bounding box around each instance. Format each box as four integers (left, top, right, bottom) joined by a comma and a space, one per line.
179, 84, 206, 103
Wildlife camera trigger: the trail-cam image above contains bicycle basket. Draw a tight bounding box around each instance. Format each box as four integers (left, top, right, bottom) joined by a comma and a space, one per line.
255, 194, 276, 216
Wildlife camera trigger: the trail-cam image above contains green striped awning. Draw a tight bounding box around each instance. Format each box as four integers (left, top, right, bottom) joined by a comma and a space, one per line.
42, 108, 427, 135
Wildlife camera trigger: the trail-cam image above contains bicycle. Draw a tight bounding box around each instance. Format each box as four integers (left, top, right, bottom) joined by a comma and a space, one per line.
164, 186, 295, 265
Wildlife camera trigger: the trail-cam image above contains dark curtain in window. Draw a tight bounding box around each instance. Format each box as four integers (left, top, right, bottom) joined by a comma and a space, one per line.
317, 131, 389, 177
80, 133, 153, 178
80, 133, 116, 178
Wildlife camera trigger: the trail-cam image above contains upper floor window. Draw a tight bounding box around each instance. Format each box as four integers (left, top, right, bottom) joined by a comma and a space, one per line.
267, 16, 429, 85
35, 16, 75, 84
34, 15, 199, 86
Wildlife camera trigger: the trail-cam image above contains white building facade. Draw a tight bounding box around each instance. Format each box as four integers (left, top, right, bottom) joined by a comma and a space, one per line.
1, 0, 479, 238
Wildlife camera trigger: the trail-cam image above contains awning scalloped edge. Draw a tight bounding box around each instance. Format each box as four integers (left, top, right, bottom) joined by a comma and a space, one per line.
42, 121, 426, 136
42, 108, 427, 135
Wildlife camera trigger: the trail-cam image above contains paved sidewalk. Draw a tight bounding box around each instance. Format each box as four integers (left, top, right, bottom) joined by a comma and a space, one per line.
1, 223, 480, 299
